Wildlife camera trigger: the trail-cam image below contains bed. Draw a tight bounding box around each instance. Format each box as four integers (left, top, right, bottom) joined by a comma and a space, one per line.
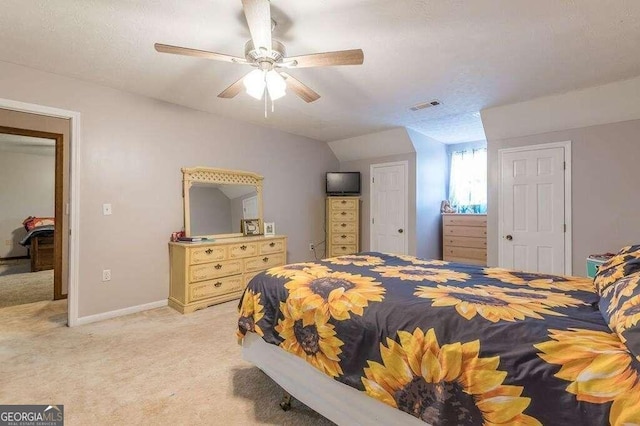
19, 217, 55, 272
237, 250, 640, 425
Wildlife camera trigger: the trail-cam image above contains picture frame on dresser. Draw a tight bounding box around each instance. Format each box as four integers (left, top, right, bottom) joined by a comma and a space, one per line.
241, 219, 262, 236
264, 222, 275, 236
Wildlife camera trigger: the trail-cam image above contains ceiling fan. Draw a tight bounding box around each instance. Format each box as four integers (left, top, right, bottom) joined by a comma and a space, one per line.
155, 0, 364, 107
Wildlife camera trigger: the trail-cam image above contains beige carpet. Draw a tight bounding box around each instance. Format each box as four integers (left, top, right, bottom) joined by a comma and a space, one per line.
0, 299, 335, 426
0, 259, 53, 307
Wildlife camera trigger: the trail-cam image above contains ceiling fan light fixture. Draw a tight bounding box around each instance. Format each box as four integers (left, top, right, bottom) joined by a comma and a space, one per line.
244, 69, 266, 99
266, 70, 287, 100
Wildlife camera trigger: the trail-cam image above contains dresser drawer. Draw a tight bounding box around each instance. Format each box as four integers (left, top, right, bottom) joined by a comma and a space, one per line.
331, 233, 357, 244
331, 222, 357, 233
258, 239, 285, 254
444, 256, 486, 266
228, 242, 258, 258
443, 236, 487, 249
330, 198, 357, 210
331, 244, 358, 256
330, 210, 357, 222
244, 253, 286, 273
443, 215, 487, 227
444, 225, 486, 238
188, 275, 243, 302
190, 246, 227, 265
244, 271, 261, 287
189, 259, 243, 282
444, 246, 487, 261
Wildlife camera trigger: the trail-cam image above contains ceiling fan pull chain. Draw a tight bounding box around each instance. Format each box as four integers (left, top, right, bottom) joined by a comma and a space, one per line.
264, 87, 268, 118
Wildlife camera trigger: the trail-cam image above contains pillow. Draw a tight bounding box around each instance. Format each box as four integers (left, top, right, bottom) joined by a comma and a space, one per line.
594, 245, 640, 295
598, 271, 640, 360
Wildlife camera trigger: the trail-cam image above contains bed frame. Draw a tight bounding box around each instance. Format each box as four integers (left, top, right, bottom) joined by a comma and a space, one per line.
242, 332, 424, 425
30, 235, 54, 272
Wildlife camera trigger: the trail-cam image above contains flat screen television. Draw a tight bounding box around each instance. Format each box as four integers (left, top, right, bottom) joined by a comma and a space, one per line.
326, 172, 361, 195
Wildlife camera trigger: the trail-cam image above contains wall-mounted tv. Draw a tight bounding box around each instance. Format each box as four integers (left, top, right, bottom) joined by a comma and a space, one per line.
326, 172, 361, 195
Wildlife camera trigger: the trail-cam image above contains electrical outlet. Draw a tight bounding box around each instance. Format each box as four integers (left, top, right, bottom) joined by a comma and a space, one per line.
102, 269, 111, 282
102, 203, 112, 216
309, 243, 315, 251
4, 239, 11, 246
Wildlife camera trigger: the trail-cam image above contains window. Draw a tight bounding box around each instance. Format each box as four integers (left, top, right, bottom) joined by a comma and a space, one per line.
449, 148, 487, 213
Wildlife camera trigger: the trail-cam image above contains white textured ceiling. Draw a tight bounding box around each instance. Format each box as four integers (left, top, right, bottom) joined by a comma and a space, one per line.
1, 1, 639, 143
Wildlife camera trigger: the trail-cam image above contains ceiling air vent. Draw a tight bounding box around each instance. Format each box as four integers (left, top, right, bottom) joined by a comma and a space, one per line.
410, 100, 441, 112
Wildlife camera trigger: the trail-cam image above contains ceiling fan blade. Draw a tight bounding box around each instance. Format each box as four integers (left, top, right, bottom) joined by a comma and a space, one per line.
280, 72, 320, 103
218, 74, 248, 99
154, 43, 246, 64
286, 49, 364, 68
242, 0, 272, 52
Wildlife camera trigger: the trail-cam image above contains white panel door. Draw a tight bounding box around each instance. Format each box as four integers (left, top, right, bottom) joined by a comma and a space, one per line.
243, 196, 258, 219
500, 147, 565, 274
370, 162, 408, 254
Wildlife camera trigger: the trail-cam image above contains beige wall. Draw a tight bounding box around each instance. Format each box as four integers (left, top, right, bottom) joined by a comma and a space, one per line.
409, 130, 448, 260
0, 148, 55, 257
339, 153, 417, 256
0, 60, 338, 317
487, 119, 640, 275
0, 108, 70, 294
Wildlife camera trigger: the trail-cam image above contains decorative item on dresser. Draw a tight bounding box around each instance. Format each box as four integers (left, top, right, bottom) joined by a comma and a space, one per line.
169, 166, 287, 313
442, 213, 487, 265
169, 235, 287, 314
325, 196, 360, 257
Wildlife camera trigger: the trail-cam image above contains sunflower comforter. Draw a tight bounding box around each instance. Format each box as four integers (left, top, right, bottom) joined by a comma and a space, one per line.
237, 252, 640, 425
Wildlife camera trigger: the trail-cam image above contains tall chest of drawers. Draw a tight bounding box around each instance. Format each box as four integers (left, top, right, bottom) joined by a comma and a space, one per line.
326, 196, 360, 257
169, 235, 287, 313
442, 214, 487, 266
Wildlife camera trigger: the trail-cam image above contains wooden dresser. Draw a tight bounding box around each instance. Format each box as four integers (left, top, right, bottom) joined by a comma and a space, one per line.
326, 196, 360, 257
169, 235, 287, 313
442, 214, 487, 265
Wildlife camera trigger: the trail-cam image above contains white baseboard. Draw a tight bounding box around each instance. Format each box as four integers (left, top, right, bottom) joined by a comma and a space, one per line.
74, 299, 168, 326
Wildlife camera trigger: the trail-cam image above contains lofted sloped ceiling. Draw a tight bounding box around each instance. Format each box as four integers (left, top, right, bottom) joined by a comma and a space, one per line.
0, 1, 639, 143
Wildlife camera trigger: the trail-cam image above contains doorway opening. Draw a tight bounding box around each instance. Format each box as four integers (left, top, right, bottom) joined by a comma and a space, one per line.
0, 125, 67, 310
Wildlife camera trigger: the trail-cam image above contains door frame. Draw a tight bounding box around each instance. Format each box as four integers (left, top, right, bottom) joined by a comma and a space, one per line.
498, 141, 572, 275
370, 160, 409, 255
0, 97, 82, 326
0, 125, 65, 300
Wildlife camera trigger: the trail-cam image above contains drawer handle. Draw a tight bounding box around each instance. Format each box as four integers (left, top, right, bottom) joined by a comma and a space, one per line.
263, 257, 269, 263
240, 245, 247, 251
341, 246, 347, 250
341, 223, 347, 227
341, 200, 346, 204
205, 249, 213, 255
341, 235, 347, 239
269, 242, 275, 247
214, 264, 222, 270
341, 211, 347, 216
214, 282, 222, 288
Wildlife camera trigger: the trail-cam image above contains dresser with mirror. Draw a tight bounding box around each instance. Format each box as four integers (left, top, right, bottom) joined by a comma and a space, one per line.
168, 167, 287, 314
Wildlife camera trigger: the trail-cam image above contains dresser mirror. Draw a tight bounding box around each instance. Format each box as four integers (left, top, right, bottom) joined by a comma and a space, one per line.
182, 167, 263, 238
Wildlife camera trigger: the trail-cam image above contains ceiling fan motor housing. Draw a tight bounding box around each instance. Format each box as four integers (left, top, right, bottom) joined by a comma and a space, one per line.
245, 40, 286, 66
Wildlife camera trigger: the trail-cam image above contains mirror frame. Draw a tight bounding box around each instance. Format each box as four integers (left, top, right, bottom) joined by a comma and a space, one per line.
182, 167, 264, 239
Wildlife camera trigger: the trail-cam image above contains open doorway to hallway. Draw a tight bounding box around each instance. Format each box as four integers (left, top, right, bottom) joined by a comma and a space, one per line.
0, 111, 70, 315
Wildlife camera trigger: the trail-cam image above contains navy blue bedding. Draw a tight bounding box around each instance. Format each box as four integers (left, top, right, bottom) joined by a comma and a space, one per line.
238, 252, 640, 425
19, 225, 54, 246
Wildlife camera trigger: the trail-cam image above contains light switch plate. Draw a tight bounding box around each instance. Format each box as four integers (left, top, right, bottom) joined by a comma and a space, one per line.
102, 203, 112, 216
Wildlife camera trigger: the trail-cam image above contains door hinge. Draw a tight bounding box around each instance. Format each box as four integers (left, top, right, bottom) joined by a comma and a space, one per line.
372, 218, 375, 224
564, 224, 566, 233
563, 161, 566, 170
372, 177, 375, 183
